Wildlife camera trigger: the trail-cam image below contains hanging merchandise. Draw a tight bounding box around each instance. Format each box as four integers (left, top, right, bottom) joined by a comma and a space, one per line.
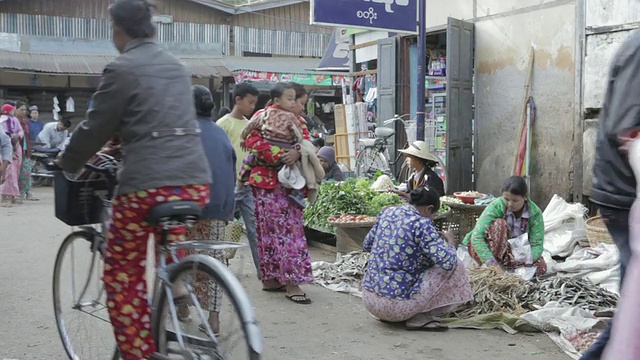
53, 96, 60, 121
364, 87, 377, 103
66, 97, 75, 112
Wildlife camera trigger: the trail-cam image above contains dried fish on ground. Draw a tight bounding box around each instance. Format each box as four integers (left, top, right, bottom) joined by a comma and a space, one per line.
312, 251, 369, 288
454, 267, 619, 319
454, 267, 534, 318
527, 277, 618, 312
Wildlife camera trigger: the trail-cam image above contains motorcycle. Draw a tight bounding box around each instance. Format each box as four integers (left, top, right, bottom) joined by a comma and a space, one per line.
31, 146, 60, 187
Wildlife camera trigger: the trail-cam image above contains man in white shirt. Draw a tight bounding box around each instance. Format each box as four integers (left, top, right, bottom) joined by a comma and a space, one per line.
37, 119, 71, 151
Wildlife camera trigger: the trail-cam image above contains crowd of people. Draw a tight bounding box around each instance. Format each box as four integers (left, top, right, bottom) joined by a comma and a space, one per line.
0, 99, 73, 206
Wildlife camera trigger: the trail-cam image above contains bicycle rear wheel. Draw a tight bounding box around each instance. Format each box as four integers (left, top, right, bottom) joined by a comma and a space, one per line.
355, 148, 389, 178
152, 254, 262, 360
53, 230, 119, 359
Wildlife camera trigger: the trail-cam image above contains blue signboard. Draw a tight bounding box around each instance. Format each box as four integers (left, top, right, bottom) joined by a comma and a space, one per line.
311, 0, 418, 34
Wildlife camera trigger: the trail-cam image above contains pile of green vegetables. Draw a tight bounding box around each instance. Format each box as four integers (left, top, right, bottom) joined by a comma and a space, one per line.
303, 177, 403, 233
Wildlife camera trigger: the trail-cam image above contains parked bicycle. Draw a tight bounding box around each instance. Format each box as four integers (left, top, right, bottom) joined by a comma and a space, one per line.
354, 114, 447, 189
50, 154, 262, 360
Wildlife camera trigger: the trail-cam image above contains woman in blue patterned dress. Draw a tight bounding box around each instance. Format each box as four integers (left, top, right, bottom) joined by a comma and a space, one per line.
362, 186, 473, 330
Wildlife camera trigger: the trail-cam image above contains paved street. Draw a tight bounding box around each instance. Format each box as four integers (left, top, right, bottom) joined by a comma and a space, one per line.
0, 188, 569, 360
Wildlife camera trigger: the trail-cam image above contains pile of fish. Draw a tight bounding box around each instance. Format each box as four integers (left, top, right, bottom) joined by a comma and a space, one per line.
455, 267, 531, 318
312, 251, 369, 295
528, 277, 619, 312
455, 267, 619, 318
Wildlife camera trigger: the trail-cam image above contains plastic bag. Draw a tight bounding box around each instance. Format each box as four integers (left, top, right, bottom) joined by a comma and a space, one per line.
457, 245, 476, 268
508, 233, 533, 264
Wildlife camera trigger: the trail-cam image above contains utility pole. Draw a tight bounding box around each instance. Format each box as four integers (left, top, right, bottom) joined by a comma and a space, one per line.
416, 0, 426, 141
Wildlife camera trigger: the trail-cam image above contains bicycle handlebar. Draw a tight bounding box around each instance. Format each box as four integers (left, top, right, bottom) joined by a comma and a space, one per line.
84, 162, 117, 180
382, 114, 413, 126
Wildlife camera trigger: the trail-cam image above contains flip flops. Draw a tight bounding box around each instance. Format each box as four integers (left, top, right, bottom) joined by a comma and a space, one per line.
198, 323, 220, 337
262, 285, 286, 292
286, 293, 312, 305
405, 320, 448, 332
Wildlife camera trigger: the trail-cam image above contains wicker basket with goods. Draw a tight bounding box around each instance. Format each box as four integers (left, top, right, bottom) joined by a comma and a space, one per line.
585, 216, 613, 248
224, 220, 245, 260
439, 196, 487, 244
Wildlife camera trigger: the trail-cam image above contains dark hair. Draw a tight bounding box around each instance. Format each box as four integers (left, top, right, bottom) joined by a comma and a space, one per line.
192, 85, 215, 118
60, 119, 72, 128
502, 176, 528, 197
109, 0, 156, 39
312, 137, 325, 148
15, 101, 27, 110
218, 107, 231, 118
409, 186, 441, 209
269, 82, 295, 102
3, 100, 16, 106
232, 83, 259, 101
290, 82, 307, 100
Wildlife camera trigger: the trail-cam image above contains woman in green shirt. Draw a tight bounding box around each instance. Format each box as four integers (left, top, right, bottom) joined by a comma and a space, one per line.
462, 176, 547, 275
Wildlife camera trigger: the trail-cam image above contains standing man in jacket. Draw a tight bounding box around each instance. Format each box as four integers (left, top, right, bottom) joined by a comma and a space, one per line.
582, 31, 640, 359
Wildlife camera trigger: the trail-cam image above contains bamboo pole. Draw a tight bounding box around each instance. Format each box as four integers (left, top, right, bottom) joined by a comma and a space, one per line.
512, 47, 535, 175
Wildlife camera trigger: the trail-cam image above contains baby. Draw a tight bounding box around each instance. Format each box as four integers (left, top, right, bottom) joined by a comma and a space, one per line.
240, 83, 324, 207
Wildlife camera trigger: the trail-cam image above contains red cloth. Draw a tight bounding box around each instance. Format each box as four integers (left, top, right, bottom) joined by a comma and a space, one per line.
103, 184, 210, 360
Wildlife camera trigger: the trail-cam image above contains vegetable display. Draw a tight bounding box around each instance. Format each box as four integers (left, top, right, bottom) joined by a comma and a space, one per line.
327, 214, 377, 224
303, 178, 403, 232
304, 178, 453, 232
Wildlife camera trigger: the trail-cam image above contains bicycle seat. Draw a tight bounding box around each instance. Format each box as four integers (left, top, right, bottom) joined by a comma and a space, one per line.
359, 138, 378, 147
147, 201, 202, 226
375, 127, 395, 138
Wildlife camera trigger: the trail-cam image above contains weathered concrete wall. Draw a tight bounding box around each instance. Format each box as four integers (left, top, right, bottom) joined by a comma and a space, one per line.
586, 0, 640, 27
425, 0, 473, 28
583, 30, 633, 109
582, 120, 599, 196
475, 2, 576, 208
581, 0, 639, 196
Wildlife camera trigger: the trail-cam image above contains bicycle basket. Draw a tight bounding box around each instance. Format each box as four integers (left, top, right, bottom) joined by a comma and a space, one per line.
405, 120, 417, 144
224, 220, 245, 259
54, 171, 109, 226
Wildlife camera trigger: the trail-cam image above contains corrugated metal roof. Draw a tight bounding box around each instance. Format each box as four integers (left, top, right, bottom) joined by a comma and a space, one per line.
187, 0, 307, 15
0, 50, 232, 77
221, 56, 323, 74
0, 51, 344, 77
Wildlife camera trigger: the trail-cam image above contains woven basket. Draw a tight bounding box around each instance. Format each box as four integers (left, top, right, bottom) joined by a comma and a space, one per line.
224, 220, 245, 259
585, 216, 614, 247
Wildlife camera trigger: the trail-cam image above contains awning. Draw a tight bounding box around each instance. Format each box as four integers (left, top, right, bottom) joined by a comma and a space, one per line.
220, 56, 344, 76
0, 51, 346, 79
0, 50, 232, 77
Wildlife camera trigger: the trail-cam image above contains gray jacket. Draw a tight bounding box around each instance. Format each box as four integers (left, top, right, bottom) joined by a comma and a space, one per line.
61, 39, 212, 195
592, 31, 640, 209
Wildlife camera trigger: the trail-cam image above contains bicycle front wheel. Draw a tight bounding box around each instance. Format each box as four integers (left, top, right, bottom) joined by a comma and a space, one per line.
52, 230, 119, 360
153, 254, 262, 360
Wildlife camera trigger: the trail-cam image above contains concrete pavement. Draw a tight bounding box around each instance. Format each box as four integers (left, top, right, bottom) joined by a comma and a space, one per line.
0, 187, 569, 360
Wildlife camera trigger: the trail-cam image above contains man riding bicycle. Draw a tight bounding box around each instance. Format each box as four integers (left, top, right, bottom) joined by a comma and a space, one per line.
55, 1, 212, 358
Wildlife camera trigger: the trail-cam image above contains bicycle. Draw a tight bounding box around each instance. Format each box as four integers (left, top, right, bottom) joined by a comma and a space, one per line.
51, 154, 263, 360
354, 114, 447, 189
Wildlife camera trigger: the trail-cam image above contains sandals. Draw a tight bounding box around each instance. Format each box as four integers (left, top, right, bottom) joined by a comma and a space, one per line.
286, 293, 312, 305
174, 296, 192, 322
405, 320, 448, 332
262, 285, 286, 292
198, 323, 220, 337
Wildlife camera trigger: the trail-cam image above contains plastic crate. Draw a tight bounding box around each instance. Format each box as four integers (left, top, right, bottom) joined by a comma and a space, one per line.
54, 171, 108, 226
